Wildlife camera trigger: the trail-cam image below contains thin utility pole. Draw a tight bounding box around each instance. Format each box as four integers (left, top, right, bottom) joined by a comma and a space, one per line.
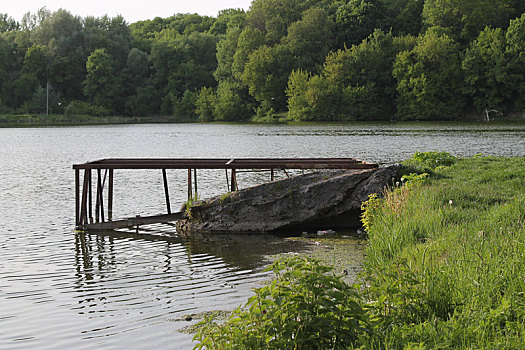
46, 81, 49, 116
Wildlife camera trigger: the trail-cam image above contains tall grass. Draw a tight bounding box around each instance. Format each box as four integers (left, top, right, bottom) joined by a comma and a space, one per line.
363, 155, 525, 348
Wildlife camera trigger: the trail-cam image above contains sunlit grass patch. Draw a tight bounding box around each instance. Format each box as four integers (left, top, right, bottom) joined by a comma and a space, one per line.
362, 155, 525, 348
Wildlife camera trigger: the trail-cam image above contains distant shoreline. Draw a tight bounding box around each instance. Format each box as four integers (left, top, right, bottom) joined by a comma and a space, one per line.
1, 113, 524, 128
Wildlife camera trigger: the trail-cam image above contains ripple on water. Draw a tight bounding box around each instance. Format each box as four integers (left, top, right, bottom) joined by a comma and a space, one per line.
1, 123, 524, 349
0, 223, 298, 349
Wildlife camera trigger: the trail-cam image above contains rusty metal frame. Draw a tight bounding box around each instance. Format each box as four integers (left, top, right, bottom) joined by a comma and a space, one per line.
72, 158, 377, 170
73, 158, 377, 231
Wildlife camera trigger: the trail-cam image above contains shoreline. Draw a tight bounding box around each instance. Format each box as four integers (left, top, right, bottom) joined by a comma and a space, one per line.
1, 113, 525, 128
193, 154, 525, 348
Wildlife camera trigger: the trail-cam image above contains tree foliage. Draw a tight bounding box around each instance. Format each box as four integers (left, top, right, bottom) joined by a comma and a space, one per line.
462, 27, 509, 112
393, 29, 465, 120
287, 70, 344, 121
0, 14, 19, 32
288, 30, 399, 121
335, 0, 384, 47
241, 44, 294, 111
284, 7, 334, 73
84, 48, 118, 110
0, 3, 524, 120
505, 13, 525, 110
422, 0, 522, 43
380, 0, 424, 36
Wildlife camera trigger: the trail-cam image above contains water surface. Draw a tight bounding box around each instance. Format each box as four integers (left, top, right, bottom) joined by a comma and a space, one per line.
1, 122, 524, 349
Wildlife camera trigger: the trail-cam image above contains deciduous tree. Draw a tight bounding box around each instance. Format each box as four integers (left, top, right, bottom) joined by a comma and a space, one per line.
462, 27, 508, 113
393, 29, 465, 120
83, 48, 118, 111
505, 14, 525, 110
241, 44, 294, 111
283, 7, 334, 73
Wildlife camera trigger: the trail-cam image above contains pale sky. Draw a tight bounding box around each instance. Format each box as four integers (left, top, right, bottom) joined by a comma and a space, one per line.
2, 0, 253, 23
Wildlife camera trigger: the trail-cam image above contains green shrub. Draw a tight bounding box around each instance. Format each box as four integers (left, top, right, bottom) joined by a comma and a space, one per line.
401, 151, 456, 174
361, 193, 383, 233
193, 256, 370, 349
400, 172, 429, 187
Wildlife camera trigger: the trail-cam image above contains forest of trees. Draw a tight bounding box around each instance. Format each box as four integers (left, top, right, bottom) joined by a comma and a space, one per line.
1, 0, 524, 122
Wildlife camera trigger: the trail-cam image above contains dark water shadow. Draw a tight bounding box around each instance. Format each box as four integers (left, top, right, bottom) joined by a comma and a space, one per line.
74, 225, 313, 279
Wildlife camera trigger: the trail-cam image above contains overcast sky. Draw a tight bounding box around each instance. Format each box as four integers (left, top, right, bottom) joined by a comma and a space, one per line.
3, 0, 253, 23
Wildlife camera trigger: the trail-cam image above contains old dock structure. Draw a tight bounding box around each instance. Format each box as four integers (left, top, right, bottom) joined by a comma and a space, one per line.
73, 158, 377, 231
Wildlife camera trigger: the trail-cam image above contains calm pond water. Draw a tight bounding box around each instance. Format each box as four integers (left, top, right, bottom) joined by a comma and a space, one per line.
1, 122, 524, 349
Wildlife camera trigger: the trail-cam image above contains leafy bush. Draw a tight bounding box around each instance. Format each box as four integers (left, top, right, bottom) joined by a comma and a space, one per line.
194, 256, 370, 349
361, 193, 382, 233
401, 151, 456, 174
400, 172, 430, 187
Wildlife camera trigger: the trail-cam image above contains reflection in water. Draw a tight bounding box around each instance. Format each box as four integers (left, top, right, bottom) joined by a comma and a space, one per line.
71, 225, 311, 348
1, 122, 524, 349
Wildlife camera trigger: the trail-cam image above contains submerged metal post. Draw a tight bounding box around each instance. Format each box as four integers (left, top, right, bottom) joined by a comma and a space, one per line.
88, 169, 93, 224
100, 170, 105, 223
79, 169, 89, 226
75, 169, 79, 226
108, 169, 113, 221
187, 168, 192, 200
96, 169, 105, 223
95, 170, 100, 223
162, 169, 171, 214
193, 169, 198, 198
231, 169, 237, 192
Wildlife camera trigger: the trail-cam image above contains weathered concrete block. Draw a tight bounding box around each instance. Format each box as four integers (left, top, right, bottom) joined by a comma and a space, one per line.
176, 165, 400, 236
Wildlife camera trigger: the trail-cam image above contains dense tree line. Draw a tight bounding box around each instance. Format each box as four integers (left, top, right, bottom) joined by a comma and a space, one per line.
0, 0, 524, 121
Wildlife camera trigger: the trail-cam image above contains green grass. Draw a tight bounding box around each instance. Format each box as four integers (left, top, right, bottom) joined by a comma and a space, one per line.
362, 155, 525, 348
0, 113, 178, 127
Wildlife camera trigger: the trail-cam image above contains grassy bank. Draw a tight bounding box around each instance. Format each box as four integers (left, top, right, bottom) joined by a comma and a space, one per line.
194, 154, 525, 349
0, 113, 181, 127
362, 154, 525, 348
2, 112, 525, 127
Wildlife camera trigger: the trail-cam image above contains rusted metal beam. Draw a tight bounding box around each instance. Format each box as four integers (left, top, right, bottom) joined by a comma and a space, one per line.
231, 169, 237, 192
193, 169, 198, 198
88, 169, 93, 224
95, 170, 100, 223
73, 158, 376, 170
79, 169, 89, 226
78, 212, 184, 231
96, 169, 105, 223
162, 169, 171, 214
100, 170, 106, 223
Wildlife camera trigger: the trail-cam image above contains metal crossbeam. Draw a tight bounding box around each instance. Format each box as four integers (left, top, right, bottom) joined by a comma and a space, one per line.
73, 158, 376, 170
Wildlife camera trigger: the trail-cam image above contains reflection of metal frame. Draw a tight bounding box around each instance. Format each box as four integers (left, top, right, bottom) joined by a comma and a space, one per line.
73, 158, 377, 231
